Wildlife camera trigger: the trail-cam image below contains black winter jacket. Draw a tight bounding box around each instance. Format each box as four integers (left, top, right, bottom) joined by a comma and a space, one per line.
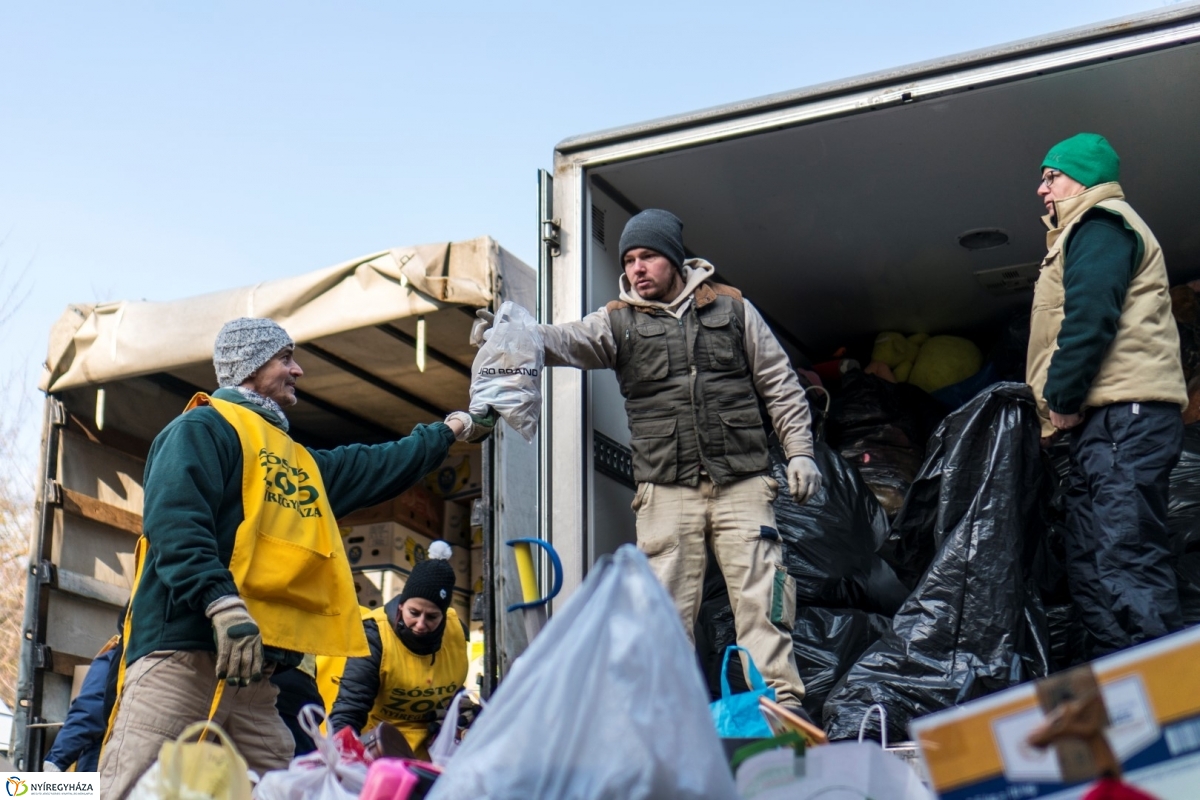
328, 596, 468, 734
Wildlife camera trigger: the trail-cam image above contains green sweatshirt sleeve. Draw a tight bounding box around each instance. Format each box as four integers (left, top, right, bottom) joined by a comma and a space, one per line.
142, 412, 243, 612
314, 422, 456, 518
1044, 212, 1139, 415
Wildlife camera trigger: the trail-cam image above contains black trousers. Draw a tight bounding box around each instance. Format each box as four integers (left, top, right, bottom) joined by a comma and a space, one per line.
271, 667, 324, 756
1064, 401, 1184, 658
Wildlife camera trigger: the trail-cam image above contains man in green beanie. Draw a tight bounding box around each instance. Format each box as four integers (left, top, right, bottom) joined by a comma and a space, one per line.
1028, 132, 1187, 658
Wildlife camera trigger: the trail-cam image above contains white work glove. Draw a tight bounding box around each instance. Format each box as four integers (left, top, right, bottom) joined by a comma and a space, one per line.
206, 595, 264, 687
469, 309, 495, 348
42, 761, 61, 773
445, 409, 498, 443
787, 456, 822, 504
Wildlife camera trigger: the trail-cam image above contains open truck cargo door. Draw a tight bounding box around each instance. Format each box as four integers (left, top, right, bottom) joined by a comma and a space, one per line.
13, 237, 537, 770
540, 2, 1200, 604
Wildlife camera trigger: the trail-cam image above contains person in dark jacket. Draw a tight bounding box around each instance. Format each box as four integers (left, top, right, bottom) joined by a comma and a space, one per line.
98, 317, 494, 800
42, 641, 120, 773
322, 546, 469, 760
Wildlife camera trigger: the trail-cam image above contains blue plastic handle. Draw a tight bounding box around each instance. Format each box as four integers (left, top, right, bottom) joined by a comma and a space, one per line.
504, 537, 564, 612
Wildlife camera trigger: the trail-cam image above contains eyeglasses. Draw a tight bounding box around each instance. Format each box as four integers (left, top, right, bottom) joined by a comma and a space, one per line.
1040, 170, 1062, 188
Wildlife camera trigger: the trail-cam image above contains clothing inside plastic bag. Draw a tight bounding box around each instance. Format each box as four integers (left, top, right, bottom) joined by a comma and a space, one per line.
468, 301, 544, 441
826, 370, 945, 517
824, 383, 1051, 742
769, 438, 909, 614
428, 545, 738, 800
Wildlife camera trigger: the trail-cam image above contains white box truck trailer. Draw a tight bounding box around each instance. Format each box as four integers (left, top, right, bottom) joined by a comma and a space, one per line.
11, 238, 537, 769
535, 3, 1200, 600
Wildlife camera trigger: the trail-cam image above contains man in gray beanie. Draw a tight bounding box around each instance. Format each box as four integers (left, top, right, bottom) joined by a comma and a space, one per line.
99, 317, 492, 799
473, 209, 819, 715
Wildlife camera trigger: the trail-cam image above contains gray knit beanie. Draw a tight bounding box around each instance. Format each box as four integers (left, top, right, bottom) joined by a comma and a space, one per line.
619, 209, 685, 269
213, 318, 294, 388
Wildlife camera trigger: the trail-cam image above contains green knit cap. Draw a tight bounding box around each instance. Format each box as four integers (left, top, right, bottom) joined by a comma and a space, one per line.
1042, 133, 1120, 188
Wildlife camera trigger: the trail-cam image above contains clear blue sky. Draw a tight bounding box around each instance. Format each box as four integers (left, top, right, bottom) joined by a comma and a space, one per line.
0, 0, 1172, 466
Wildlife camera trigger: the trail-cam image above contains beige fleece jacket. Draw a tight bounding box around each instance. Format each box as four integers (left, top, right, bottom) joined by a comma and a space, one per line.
539, 259, 815, 460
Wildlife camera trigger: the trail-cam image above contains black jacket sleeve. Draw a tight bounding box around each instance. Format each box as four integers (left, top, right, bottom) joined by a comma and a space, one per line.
328, 618, 384, 734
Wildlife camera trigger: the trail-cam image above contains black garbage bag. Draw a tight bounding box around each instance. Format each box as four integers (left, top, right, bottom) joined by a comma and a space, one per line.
1045, 604, 1088, 673
769, 439, 910, 615
791, 607, 890, 720
696, 587, 889, 721
823, 383, 1051, 742
827, 370, 946, 517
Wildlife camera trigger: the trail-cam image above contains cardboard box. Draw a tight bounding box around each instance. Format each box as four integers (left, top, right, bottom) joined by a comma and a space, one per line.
338, 485, 443, 540
426, 450, 482, 500
340, 523, 396, 569
470, 546, 484, 594
393, 485, 443, 539
342, 522, 469, 592
912, 626, 1200, 800
352, 572, 384, 610
441, 499, 471, 547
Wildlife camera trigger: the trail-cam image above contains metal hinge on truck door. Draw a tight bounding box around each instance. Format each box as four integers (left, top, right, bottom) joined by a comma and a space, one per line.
541, 219, 561, 254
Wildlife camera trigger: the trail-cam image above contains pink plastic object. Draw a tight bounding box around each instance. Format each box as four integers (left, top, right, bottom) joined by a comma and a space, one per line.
359, 758, 419, 800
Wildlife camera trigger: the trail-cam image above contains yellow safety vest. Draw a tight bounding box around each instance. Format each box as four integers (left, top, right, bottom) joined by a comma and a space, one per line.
105, 394, 369, 750
316, 605, 468, 757
187, 393, 368, 657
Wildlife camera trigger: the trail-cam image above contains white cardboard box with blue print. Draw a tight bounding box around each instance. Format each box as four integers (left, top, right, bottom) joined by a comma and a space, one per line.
342, 521, 470, 590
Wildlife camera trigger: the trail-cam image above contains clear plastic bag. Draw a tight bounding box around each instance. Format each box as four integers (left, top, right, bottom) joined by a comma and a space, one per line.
427, 545, 738, 800
253, 705, 369, 800
468, 301, 544, 441
426, 690, 465, 767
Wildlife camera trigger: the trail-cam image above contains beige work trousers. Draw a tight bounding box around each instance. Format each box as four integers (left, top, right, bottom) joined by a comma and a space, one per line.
98, 650, 293, 800
633, 474, 805, 706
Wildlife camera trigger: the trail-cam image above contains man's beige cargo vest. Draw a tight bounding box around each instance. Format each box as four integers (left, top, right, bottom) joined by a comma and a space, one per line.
1027, 182, 1186, 438
607, 281, 769, 486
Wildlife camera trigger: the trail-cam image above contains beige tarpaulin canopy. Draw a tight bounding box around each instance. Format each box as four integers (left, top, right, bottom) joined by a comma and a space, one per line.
42, 237, 511, 394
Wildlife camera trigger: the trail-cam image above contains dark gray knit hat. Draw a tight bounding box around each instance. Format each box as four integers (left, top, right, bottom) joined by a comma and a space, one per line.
619, 209, 685, 269
213, 318, 294, 388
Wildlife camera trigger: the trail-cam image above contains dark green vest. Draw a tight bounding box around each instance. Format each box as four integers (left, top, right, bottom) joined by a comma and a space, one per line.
608, 282, 769, 486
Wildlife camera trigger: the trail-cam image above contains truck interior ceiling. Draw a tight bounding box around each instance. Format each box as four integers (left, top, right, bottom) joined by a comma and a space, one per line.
586, 39, 1200, 362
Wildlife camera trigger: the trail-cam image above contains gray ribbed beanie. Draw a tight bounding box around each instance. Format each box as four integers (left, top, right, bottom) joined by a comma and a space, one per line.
213, 318, 294, 388
618, 209, 685, 269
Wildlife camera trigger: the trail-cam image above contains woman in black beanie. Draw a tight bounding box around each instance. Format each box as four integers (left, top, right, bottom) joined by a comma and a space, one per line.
323, 541, 469, 759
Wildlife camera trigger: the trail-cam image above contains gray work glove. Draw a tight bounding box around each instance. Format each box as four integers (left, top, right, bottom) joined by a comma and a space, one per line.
446, 409, 498, 443
206, 595, 264, 687
469, 309, 495, 348
786, 456, 822, 504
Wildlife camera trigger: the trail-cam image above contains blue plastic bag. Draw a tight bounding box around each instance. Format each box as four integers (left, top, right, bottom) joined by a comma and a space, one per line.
709, 645, 776, 738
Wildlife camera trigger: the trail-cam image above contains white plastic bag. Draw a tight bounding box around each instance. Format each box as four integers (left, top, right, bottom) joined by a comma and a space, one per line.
749, 706, 934, 800
468, 301, 543, 441
427, 545, 738, 800
253, 705, 369, 800
427, 690, 466, 767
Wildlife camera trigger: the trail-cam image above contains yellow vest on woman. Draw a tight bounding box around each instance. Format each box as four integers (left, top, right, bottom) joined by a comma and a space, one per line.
1027, 183, 1187, 438
316, 605, 468, 756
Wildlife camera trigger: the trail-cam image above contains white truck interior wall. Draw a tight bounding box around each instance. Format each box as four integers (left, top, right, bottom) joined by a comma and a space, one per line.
587, 41, 1200, 354
585, 185, 637, 562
